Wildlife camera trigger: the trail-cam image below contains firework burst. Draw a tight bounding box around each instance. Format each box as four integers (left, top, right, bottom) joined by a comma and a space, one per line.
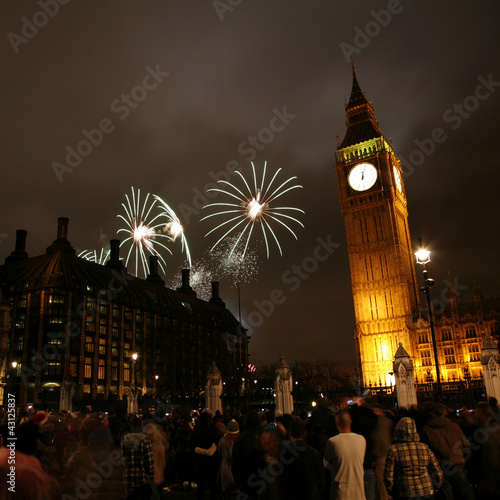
201, 161, 304, 258
117, 187, 173, 278
78, 248, 111, 265
167, 258, 214, 301
210, 234, 260, 287
154, 195, 192, 268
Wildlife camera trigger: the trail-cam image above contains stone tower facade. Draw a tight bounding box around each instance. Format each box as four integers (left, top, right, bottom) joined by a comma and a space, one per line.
335, 67, 420, 386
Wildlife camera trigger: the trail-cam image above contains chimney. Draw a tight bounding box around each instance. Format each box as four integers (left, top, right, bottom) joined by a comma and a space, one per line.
5, 229, 28, 264
182, 269, 190, 288
211, 281, 220, 300
105, 239, 124, 270
210, 281, 225, 307
177, 268, 195, 296
46, 217, 75, 255
15, 230, 27, 253
149, 255, 159, 275
57, 217, 69, 240
146, 255, 165, 286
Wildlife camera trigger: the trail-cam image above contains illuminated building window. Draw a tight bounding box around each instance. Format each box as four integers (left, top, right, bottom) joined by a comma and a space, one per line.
49, 316, 64, 324
45, 362, 61, 376
442, 330, 452, 341
379, 254, 389, 279
83, 384, 91, 393
124, 368, 130, 382
48, 295, 65, 304
360, 218, 369, 244
70, 362, 77, 377
99, 338, 106, 355
99, 325, 107, 335
421, 350, 431, 366
469, 344, 480, 362
84, 358, 92, 378
15, 314, 25, 329
418, 333, 429, 344
444, 347, 456, 364
98, 359, 105, 379
465, 328, 477, 338
17, 297, 27, 308
85, 341, 94, 353
86, 321, 95, 332
384, 293, 394, 318
365, 256, 374, 281
374, 214, 384, 241
369, 295, 379, 320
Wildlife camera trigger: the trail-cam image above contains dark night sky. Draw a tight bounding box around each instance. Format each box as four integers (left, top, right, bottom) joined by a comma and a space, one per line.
2, 1, 500, 368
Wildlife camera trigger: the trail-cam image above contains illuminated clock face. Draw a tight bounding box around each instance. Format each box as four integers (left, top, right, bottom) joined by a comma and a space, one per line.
348, 163, 378, 191
393, 165, 402, 193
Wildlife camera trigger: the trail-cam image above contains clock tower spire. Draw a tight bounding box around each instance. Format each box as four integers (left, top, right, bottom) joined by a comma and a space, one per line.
335, 67, 420, 387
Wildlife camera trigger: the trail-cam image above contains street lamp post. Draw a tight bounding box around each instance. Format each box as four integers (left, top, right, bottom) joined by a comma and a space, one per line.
131, 353, 138, 384
154, 374, 159, 398
415, 248, 442, 401
8, 362, 18, 401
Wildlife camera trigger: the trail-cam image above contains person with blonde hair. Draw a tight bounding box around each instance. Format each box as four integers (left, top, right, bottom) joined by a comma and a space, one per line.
218, 419, 240, 499
143, 423, 168, 496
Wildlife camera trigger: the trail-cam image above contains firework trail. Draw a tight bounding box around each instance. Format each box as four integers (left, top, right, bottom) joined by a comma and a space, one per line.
78, 248, 111, 265
201, 161, 304, 258
154, 194, 192, 268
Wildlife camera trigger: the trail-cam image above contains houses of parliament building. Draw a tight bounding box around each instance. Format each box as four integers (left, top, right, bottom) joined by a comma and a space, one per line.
335, 67, 499, 388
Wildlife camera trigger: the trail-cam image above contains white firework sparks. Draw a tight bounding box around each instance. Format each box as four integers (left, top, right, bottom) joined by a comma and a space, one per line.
201, 161, 304, 258
167, 259, 215, 301
117, 187, 173, 278
78, 248, 111, 265
210, 234, 260, 287
153, 194, 192, 268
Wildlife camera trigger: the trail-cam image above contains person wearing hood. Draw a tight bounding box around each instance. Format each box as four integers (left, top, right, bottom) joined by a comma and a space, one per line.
421, 403, 474, 500
121, 425, 155, 500
384, 417, 443, 500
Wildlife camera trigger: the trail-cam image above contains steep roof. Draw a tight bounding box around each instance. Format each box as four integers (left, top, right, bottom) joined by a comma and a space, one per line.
0, 222, 243, 334
339, 67, 384, 149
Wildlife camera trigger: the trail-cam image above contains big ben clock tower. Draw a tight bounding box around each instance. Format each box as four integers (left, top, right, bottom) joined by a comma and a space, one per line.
335, 67, 420, 386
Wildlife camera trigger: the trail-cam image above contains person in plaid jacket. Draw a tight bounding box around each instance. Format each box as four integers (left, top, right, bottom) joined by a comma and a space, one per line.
122, 426, 155, 499
384, 417, 443, 500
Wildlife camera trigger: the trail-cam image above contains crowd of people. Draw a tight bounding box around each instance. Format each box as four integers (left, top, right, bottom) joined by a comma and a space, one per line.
0, 396, 499, 500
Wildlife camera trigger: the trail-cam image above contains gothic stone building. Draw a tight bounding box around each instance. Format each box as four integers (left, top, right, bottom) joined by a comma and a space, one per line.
0, 218, 248, 407
335, 68, 499, 387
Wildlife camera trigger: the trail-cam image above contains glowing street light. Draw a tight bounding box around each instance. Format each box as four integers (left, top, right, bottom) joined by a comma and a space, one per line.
415, 247, 441, 400
415, 249, 431, 265
131, 352, 138, 383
